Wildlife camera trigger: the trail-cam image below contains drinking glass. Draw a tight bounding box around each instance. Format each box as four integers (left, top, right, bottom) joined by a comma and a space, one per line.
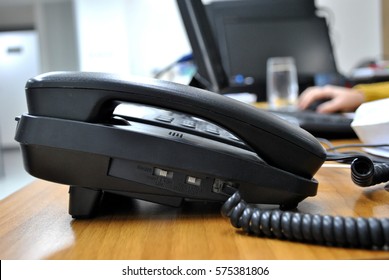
266, 57, 299, 111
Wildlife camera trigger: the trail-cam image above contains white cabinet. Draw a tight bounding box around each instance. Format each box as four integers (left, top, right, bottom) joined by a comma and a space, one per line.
0, 30, 40, 148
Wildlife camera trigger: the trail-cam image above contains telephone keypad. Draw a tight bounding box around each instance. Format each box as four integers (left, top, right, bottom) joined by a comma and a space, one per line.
154, 113, 247, 149
114, 103, 248, 150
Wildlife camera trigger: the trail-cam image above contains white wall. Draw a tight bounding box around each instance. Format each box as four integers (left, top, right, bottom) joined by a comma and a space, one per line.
125, 0, 191, 77
315, 0, 382, 75
73, 0, 190, 77
36, 0, 79, 72
74, 0, 131, 74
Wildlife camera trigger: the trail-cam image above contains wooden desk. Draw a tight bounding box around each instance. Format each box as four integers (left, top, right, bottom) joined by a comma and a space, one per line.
1, 141, 389, 260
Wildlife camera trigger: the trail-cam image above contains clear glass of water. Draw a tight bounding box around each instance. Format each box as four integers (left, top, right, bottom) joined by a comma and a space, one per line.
266, 57, 299, 111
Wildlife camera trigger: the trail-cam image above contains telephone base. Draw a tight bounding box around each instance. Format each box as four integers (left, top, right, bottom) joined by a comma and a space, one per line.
16, 113, 320, 218
69, 186, 186, 219
69, 186, 102, 219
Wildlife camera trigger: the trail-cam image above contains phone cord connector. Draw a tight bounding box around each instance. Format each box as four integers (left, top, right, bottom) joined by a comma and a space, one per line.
221, 191, 389, 250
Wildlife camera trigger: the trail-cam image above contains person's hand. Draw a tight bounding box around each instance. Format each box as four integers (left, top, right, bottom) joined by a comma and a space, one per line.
298, 85, 365, 113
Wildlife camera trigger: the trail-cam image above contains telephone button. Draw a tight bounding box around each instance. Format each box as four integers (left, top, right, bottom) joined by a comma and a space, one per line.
156, 115, 174, 123
205, 125, 220, 135
181, 119, 197, 129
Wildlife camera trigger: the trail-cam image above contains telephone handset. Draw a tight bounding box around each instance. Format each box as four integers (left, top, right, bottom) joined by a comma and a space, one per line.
24, 71, 325, 178
17, 72, 389, 250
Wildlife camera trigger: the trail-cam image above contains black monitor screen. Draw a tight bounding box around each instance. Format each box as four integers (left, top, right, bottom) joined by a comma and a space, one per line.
206, 0, 317, 24
220, 17, 338, 85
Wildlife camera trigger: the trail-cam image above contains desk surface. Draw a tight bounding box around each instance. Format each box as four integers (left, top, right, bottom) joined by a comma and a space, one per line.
1, 141, 389, 260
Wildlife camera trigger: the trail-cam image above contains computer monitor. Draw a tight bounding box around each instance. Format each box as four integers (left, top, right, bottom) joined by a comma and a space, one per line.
205, 0, 338, 98
176, 0, 229, 93
205, 0, 317, 22
219, 17, 337, 84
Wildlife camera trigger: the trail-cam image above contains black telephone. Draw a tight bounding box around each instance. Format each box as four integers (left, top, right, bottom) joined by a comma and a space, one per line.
15, 72, 389, 250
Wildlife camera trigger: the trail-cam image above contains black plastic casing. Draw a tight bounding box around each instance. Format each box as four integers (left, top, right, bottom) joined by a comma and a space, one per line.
15, 72, 326, 217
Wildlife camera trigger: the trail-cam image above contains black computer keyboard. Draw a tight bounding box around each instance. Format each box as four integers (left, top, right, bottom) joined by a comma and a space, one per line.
269, 110, 356, 139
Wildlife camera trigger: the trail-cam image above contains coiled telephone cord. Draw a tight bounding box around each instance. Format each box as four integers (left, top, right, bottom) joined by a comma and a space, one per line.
221, 191, 389, 250
221, 156, 389, 250
351, 157, 389, 187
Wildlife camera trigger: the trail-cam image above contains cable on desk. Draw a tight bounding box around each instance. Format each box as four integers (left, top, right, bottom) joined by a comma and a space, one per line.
325, 143, 389, 152
324, 153, 389, 187
221, 190, 389, 250
351, 157, 389, 187
221, 146, 389, 250
321, 140, 389, 186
